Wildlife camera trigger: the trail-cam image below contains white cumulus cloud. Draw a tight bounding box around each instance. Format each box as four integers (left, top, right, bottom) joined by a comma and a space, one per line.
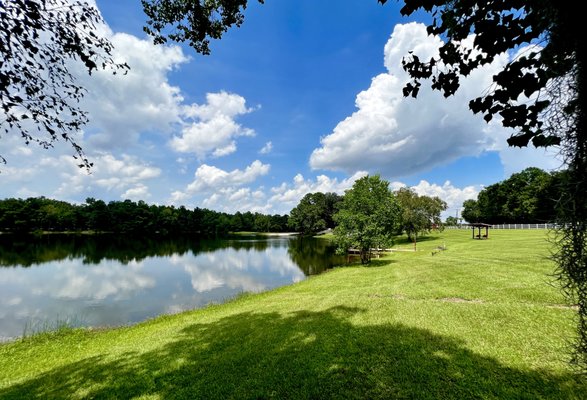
184, 160, 270, 193
169, 160, 270, 210
1, 152, 162, 202
170, 92, 256, 159
76, 32, 189, 149
310, 22, 558, 178
408, 180, 479, 219
268, 171, 368, 213
122, 184, 151, 201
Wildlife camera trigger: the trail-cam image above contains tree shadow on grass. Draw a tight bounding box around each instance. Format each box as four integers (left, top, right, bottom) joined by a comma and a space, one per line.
364, 258, 396, 268
343, 256, 396, 268
1, 306, 584, 399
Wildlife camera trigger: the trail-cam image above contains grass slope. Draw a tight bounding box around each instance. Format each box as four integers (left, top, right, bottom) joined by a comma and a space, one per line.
0, 230, 585, 399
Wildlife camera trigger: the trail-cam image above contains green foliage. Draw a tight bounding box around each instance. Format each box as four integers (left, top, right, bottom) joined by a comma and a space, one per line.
288, 192, 342, 235
395, 187, 446, 248
393, 0, 577, 149
461, 199, 481, 224
553, 171, 587, 370
461, 168, 565, 224
142, 0, 264, 55
444, 216, 458, 226
0, 0, 128, 169
0, 197, 289, 235
333, 175, 400, 264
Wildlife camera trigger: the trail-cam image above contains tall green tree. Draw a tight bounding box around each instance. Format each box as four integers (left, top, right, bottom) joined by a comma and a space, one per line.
395, 188, 447, 250
83, 198, 110, 232
461, 199, 481, 224
477, 168, 552, 223
333, 175, 400, 264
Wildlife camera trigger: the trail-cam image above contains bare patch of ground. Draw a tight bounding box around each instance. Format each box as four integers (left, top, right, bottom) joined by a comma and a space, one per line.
437, 297, 484, 304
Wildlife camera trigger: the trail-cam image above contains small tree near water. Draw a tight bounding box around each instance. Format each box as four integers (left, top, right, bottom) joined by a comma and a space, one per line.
333, 175, 400, 264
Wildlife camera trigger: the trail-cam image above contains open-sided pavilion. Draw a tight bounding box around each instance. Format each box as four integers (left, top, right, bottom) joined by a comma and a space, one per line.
469, 223, 492, 239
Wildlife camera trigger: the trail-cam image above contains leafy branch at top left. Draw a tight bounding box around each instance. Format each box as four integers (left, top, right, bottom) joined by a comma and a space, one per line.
0, 0, 129, 170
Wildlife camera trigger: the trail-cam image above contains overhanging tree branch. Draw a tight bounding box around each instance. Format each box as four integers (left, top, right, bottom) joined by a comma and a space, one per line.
0, 0, 129, 170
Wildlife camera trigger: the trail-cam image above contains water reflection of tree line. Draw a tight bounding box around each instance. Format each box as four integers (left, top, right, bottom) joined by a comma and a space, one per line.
287, 237, 346, 276
0, 235, 344, 274
0, 235, 228, 267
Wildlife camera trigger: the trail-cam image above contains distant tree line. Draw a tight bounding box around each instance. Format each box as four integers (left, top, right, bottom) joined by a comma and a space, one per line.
0, 197, 289, 235
1, 182, 448, 240
461, 167, 567, 224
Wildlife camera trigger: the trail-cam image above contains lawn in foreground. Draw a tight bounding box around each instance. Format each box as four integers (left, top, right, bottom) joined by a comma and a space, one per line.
0, 229, 585, 399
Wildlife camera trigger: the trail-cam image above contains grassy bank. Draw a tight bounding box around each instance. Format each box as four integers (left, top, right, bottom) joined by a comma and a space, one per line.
0, 230, 585, 399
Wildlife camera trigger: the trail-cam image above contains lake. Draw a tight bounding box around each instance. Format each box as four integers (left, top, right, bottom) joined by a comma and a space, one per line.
0, 234, 345, 341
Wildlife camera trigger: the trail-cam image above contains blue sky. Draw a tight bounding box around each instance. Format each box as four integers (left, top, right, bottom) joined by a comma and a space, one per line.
0, 0, 560, 218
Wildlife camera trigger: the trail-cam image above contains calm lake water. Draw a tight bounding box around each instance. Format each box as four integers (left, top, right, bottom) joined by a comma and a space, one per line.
0, 234, 345, 341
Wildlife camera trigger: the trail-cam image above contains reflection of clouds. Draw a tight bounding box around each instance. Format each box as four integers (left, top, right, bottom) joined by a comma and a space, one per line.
166, 304, 187, 315
0, 271, 25, 284
172, 245, 305, 293
209, 251, 250, 271
264, 251, 301, 277
6, 297, 22, 306
28, 259, 155, 301
1, 237, 310, 340
0, 258, 156, 340
56, 260, 155, 300
182, 261, 267, 293
187, 268, 225, 292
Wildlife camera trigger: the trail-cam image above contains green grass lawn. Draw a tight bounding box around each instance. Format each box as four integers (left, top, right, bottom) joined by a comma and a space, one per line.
1, 229, 585, 399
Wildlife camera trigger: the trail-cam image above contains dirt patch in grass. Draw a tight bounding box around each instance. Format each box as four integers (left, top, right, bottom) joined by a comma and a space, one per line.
545, 304, 579, 311
437, 297, 484, 304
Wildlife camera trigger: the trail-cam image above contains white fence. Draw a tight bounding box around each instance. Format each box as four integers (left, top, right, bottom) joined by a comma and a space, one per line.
446, 223, 555, 230
491, 223, 555, 229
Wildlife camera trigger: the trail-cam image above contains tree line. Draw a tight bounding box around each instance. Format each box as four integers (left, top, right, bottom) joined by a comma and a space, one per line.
0, 197, 289, 235
0, 178, 447, 250
461, 167, 567, 224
